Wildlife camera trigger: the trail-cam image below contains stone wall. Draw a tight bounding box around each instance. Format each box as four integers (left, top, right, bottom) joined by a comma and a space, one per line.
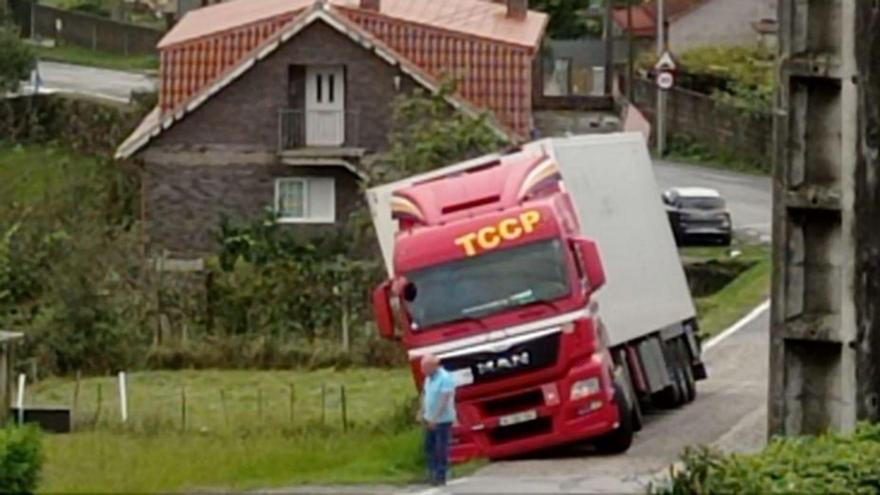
633, 78, 773, 171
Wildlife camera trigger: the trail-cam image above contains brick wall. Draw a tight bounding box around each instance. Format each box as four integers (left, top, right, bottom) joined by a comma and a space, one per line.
142, 162, 361, 257
633, 78, 772, 170
11, 0, 163, 55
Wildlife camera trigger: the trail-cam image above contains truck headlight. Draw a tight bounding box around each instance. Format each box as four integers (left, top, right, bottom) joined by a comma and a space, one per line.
721, 215, 731, 228
570, 378, 601, 401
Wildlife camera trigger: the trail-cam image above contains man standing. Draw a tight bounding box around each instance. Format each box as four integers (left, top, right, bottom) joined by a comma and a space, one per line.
420, 354, 457, 486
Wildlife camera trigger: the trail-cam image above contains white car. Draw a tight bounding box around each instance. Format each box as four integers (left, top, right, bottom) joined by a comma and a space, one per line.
662, 187, 732, 246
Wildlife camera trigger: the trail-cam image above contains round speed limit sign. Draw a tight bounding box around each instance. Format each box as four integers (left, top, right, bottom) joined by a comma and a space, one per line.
656, 71, 675, 90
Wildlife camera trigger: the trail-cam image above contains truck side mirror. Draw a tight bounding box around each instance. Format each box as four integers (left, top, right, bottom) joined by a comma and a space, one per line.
574, 238, 606, 292
372, 280, 396, 340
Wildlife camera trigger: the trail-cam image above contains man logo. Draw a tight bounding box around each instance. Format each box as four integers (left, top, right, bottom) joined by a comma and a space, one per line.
476, 351, 531, 376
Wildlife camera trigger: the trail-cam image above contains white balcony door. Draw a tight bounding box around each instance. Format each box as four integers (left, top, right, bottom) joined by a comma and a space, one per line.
305, 66, 345, 146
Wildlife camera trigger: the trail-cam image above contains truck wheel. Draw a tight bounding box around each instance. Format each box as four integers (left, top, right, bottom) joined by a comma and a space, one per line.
678, 339, 697, 403
654, 368, 684, 409
596, 385, 634, 454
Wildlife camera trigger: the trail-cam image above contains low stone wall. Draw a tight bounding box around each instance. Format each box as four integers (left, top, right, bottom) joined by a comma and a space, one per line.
633, 78, 773, 171
10, 0, 164, 55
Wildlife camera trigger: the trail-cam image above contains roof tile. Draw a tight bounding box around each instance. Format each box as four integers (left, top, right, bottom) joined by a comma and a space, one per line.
160, 0, 547, 49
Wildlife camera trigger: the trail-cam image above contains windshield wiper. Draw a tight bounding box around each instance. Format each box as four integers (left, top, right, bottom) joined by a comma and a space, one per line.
462, 290, 535, 317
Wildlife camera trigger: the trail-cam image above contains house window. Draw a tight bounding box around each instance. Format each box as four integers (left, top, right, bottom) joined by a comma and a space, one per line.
274, 177, 336, 224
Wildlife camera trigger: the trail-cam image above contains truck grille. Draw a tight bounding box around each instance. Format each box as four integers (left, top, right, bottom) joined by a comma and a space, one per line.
441, 332, 560, 386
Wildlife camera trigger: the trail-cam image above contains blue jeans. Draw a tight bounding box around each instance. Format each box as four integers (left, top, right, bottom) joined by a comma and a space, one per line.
424, 422, 452, 484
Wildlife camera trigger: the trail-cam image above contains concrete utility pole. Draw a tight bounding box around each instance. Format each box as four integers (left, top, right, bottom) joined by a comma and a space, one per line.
769, 0, 880, 436
655, 0, 666, 156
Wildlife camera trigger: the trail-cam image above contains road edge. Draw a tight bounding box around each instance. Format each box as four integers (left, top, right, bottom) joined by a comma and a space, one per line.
704, 299, 770, 351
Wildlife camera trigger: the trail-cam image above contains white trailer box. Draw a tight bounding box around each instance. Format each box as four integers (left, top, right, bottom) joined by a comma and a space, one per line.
366, 133, 695, 347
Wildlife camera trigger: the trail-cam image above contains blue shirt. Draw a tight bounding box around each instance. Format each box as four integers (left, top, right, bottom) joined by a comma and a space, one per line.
422, 367, 457, 424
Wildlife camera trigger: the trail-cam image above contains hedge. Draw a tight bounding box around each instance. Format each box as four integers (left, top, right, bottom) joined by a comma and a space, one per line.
0, 424, 43, 494
653, 423, 880, 494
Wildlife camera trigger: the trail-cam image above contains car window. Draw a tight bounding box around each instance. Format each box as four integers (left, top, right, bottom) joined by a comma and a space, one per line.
679, 196, 725, 210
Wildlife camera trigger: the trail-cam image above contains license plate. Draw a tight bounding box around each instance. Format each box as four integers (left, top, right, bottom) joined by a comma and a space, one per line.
499, 409, 537, 427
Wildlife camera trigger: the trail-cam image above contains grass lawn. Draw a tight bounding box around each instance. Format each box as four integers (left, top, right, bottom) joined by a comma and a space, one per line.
0, 144, 100, 204
41, 429, 426, 493
35, 44, 159, 72
681, 241, 771, 338
31, 368, 415, 432
33, 368, 442, 492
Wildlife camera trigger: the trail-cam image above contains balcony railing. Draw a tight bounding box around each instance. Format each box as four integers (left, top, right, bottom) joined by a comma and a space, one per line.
278, 109, 362, 151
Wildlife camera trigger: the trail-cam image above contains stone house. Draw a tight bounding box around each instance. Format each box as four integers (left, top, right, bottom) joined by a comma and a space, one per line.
117, 0, 548, 258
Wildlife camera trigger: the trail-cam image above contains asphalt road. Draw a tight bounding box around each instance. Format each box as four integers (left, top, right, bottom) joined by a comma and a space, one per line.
410, 307, 770, 495
653, 159, 773, 242
22, 61, 157, 103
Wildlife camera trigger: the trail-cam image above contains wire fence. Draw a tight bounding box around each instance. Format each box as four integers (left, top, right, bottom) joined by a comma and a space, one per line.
22, 371, 416, 436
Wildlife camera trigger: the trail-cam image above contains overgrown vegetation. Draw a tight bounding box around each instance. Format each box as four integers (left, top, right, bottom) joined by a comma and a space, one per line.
0, 424, 43, 494
0, 15, 36, 94
0, 84, 505, 375
666, 133, 771, 175
681, 242, 771, 339
641, 44, 775, 113
654, 423, 880, 494
375, 82, 506, 183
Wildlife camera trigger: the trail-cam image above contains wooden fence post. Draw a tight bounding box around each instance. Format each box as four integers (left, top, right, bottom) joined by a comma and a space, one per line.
320, 383, 326, 426
288, 383, 295, 426
340, 385, 348, 432
94, 382, 103, 429
180, 386, 187, 432
72, 370, 81, 428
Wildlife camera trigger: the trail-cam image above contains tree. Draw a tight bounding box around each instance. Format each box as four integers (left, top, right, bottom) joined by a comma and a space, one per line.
374, 81, 507, 183
0, 18, 35, 94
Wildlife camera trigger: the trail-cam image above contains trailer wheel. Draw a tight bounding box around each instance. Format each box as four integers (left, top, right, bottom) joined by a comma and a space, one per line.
654, 368, 684, 409
677, 339, 697, 403
595, 385, 634, 454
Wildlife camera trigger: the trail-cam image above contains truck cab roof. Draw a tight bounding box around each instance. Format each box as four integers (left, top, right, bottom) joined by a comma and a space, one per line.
391, 152, 561, 229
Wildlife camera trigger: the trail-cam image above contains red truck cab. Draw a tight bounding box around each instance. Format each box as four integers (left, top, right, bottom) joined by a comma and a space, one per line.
372, 152, 634, 461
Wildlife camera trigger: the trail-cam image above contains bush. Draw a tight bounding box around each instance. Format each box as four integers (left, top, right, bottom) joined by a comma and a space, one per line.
0, 425, 43, 494
653, 423, 880, 495
0, 17, 35, 94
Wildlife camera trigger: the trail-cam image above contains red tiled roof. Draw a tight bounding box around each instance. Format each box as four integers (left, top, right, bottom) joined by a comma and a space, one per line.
118, 4, 516, 159
613, 0, 704, 37
161, 0, 548, 49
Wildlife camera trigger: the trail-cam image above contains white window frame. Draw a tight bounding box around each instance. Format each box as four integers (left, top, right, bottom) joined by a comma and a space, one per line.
274, 177, 336, 224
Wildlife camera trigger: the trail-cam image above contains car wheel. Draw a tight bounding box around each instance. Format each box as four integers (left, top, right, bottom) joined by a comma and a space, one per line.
720, 233, 732, 246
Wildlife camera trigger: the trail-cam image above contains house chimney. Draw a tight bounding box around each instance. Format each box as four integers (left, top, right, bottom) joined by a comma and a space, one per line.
506, 0, 527, 19
360, 0, 380, 11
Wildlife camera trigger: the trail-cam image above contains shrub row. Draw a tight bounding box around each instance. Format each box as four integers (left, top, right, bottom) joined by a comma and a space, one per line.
654, 423, 880, 495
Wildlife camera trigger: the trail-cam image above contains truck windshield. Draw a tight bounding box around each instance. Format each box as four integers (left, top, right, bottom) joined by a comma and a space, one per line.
404, 239, 571, 330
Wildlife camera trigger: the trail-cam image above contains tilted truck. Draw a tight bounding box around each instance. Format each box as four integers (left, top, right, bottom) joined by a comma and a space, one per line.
367, 133, 706, 462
